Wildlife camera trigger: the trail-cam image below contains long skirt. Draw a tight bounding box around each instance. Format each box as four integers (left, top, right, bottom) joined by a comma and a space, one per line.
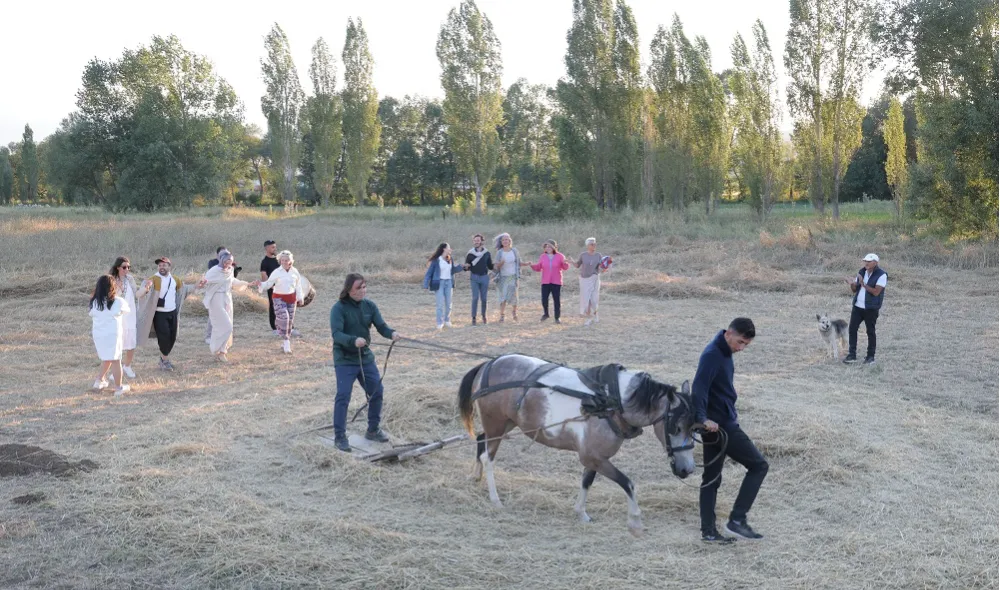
579, 274, 600, 315
207, 293, 234, 354
121, 311, 137, 350
496, 274, 519, 305
273, 298, 296, 338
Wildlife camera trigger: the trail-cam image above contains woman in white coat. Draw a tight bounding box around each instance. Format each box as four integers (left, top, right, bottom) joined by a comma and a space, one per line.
197, 251, 256, 362
110, 257, 151, 378
89, 274, 131, 395
258, 250, 304, 353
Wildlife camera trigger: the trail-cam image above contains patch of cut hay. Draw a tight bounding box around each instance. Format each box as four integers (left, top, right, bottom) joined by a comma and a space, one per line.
704, 257, 794, 293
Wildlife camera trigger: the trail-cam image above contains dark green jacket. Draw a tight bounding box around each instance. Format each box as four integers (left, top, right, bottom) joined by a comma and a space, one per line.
330, 298, 394, 366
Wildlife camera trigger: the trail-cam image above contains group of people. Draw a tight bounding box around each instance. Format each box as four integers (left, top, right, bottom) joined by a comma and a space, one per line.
86, 240, 307, 392
86, 233, 888, 545
422, 232, 610, 330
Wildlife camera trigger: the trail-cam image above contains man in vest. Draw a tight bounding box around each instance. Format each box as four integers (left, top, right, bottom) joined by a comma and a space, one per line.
843, 253, 887, 365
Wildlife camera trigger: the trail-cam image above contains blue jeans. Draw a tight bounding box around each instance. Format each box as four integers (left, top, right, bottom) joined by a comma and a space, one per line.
435, 279, 453, 325
333, 361, 384, 437
470, 274, 489, 318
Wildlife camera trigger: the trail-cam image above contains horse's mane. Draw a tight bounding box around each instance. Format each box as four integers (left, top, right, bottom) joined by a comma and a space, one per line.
626, 372, 675, 415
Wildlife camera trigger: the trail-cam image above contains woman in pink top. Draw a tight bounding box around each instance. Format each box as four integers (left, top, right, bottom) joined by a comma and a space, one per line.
526, 239, 570, 324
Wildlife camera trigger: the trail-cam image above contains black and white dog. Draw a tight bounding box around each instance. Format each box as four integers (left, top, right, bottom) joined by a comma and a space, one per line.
816, 313, 848, 359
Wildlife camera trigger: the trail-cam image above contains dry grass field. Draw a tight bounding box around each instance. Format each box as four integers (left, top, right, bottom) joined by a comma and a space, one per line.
1, 204, 997, 589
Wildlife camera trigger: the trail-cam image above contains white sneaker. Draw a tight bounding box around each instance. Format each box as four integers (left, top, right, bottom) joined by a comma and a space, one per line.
291, 329, 302, 338
123, 366, 136, 379
445, 321, 453, 328
282, 340, 291, 353
205, 337, 212, 345
114, 384, 130, 397
593, 316, 600, 323
93, 380, 109, 390
436, 324, 444, 331
584, 319, 593, 326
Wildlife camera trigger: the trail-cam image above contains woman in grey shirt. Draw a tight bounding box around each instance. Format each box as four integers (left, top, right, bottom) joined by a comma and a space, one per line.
572, 237, 606, 326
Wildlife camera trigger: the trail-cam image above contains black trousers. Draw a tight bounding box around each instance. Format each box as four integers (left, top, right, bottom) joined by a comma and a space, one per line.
267, 288, 276, 330
700, 424, 769, 534
152, 310, 178, 357
848, 306, 879, 358
541, 284, 562, 319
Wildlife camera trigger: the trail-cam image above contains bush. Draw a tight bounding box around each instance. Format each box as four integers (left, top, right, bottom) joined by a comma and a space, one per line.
559, 192, 598, 219
503, 193, 561, 224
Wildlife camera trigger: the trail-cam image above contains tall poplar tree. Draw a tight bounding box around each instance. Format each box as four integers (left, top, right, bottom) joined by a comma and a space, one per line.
785, 0, 832, 213
437, 0, 504, 213
17, 124, 40, 203
342, 18, 381, 206
883, 96, 907, 219
730, 21, 782, 219
306, 38, 343, 207
828, 0, 877, 219
261, 23, 304, 204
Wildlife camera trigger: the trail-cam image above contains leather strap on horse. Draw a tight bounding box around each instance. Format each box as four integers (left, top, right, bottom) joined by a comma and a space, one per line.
471, 356, 643, 440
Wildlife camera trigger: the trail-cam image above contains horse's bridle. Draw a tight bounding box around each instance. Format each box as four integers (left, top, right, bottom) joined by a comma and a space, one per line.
656, 394, 696, 458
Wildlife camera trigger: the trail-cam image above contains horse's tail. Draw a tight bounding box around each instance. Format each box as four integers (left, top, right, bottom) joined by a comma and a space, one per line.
458, 361, 486, 438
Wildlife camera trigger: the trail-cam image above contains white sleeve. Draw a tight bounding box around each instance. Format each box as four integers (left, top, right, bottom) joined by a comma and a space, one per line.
876, 274, 887, 287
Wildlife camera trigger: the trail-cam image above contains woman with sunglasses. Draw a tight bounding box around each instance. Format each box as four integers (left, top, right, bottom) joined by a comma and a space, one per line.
109, 257, 152, 379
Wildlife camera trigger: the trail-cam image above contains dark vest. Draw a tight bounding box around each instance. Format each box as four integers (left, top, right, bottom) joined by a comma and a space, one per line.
853, 266, 886, 310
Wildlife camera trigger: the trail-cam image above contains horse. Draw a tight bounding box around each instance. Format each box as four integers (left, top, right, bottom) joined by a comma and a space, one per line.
457, 353, 697, 536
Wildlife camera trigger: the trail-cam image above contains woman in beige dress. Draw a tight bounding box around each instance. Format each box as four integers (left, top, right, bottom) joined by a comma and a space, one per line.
197, 251, 258, 362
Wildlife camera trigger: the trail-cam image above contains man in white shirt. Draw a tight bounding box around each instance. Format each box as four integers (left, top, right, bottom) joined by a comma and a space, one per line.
843, 253, 887, 365
151, 257, 182, 370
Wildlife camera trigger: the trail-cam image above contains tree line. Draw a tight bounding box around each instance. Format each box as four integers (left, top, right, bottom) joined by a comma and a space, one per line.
1, 0, 995, 236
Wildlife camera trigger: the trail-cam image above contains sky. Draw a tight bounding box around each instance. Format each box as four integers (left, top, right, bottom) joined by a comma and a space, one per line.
1, 0, 884, 146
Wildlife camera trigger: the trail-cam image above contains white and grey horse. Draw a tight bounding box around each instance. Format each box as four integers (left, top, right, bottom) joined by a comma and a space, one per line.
457, 353, 697, 535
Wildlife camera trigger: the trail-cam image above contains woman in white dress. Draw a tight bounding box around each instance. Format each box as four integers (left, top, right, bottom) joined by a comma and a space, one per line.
197, 251, 257, 362
109, 257, 151, 378
258, 250, 304, 353
89, 274, 131, 395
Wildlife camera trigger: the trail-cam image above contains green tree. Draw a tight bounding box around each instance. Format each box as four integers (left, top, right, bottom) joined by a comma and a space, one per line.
500, 80, 559, 198
879, 0, 998, 237
306, 38, 343, 207
648, 17, 695, 211
261, 23, 304, 205
688, 38, 729, 215
828, 0, 877, 219
69, 35, 244, 210
730, 21, 783, 219
342, 18, 381, 206
785, 0, 833, 212
883, 96, 907, 218
17, 124, 40, 203
436, 0, 504, 213
0, 146, 13, 204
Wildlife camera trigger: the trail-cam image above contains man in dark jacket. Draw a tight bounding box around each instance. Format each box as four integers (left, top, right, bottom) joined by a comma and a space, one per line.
329, 273, 402, 452
692, 317, 769, 544
843, 253, 887, 365
465, 233, 494, 325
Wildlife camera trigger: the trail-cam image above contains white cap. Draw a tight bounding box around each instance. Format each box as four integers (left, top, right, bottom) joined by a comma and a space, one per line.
862, 253, 879, 262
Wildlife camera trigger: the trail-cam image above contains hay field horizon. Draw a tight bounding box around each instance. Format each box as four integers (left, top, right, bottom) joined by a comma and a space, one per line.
1, 204, 997, 589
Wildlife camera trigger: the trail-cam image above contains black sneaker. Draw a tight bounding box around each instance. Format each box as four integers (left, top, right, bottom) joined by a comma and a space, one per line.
725, 519, 763, 540
540, 315, 550, 322
334, 436, 351, 453
365, 428, 390, 443
554, 318, 561, 324
481, 315, 487, 325
863, 356, 876, 365
842, 354, 857, 364
471, 317, 477, 325
702, 530, 736, 544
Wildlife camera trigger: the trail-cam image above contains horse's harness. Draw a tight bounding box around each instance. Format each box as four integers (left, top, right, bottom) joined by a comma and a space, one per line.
470, 356, 649, 440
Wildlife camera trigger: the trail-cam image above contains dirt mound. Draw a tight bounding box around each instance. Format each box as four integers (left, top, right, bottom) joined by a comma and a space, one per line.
0, 444, 98, 477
